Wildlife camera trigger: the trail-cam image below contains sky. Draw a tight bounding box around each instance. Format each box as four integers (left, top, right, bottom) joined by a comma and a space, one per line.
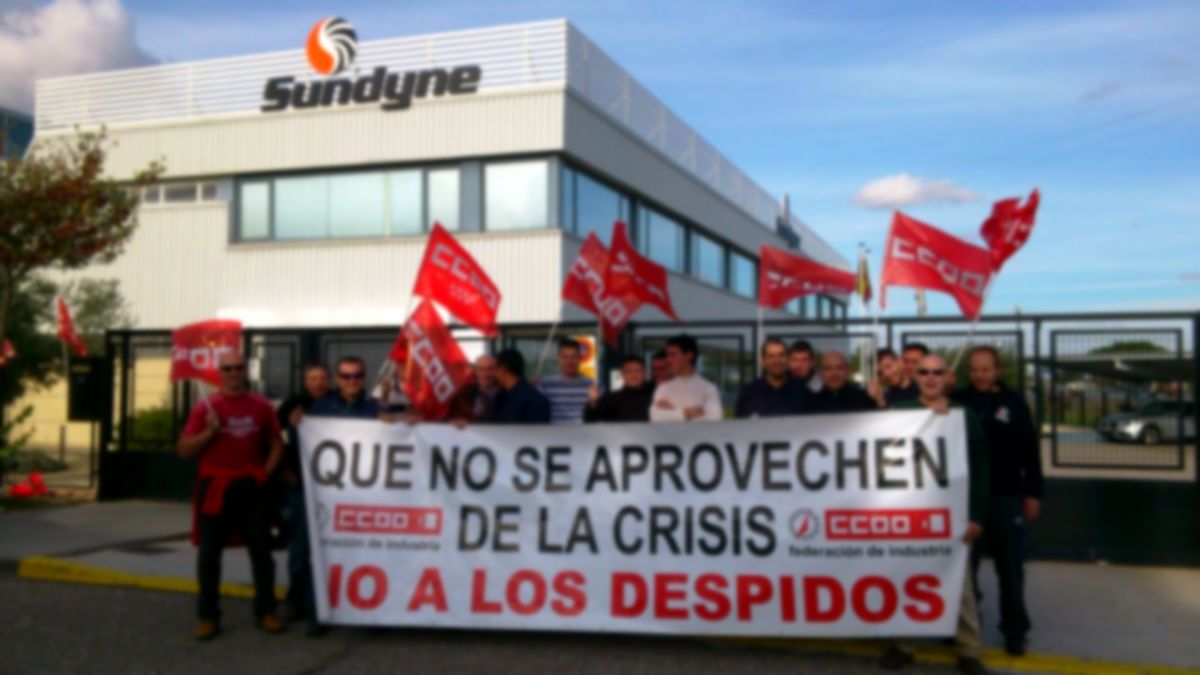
1, 0, 1197, 317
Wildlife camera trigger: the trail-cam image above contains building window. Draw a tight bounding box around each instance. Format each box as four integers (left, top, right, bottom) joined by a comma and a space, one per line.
427, 168, 460, 231
485, 160, 548, 231
388, 170, 423, 235
239, 182, 271, 240
274, 175, 329, 240
200, 183, 219, 201
329, 172, 386, 238
730, 251, 756, 299
234, 164, 465, 241
164, 184, 197, 202
640, 207, 685, 273
142, 185, 161, 204
573, 170, 627, 244
691, 231, 725, 287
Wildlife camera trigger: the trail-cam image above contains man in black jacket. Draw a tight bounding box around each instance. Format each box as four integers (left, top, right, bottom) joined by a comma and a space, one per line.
275, 363, 330, 634
951, 345, 1043, 657
490, 349, 551, 424
736, 338, 812, 418
584, 355, 653, 422
809, 351, 879, 413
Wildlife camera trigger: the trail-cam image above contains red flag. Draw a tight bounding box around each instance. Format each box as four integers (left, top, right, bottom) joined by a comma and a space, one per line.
412, 223, 501, 337
388, 330, 409, 366
170, 319, 243, 386
880, 212, 994, 319
758, 245, 856, 309
562, 233, 641, 346
401, 300, 472, 420
604, 221, 678, 320
0, 339, 14, 368
980, 188, 1039, 271
56, 297, 88, 358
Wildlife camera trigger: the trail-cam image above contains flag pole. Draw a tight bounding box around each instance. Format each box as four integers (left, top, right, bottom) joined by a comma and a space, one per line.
755, 305, 764, 376
595, 317, 605, 391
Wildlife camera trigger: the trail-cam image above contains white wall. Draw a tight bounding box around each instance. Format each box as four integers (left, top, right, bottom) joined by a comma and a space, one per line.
54, 205, 567, 329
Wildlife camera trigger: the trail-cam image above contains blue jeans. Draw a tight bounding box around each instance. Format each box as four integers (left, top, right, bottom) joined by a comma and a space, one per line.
283, 485, 316, 623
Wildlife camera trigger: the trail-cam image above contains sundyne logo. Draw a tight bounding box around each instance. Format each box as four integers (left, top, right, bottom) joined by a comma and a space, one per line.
262, 17, 483, 113
306, 17, 357, 75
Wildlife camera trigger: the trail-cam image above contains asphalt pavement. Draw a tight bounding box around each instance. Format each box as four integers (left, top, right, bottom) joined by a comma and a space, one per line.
0, 576, 931, 675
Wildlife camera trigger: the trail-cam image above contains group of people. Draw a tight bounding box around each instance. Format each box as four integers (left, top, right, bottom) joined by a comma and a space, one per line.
176, 334, 1043, 675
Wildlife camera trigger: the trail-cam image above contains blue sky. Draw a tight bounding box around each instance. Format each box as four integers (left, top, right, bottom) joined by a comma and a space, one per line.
5, 0, 1198, 316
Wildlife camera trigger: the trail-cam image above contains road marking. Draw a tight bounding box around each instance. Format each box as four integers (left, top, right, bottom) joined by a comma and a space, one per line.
17, 555, 286, 600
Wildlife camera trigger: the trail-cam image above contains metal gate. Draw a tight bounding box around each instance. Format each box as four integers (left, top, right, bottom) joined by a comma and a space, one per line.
95, 313, 1199, 565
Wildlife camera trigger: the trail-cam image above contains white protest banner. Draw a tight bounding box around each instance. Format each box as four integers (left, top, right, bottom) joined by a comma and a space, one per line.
299, 410, 969, 637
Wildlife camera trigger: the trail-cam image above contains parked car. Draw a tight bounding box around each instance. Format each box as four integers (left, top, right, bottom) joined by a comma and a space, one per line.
1097, 400, 1197, 444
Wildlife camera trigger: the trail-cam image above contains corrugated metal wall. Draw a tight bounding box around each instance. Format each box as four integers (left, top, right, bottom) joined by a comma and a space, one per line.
54, 205, 567, 329
55, 87, 565, 181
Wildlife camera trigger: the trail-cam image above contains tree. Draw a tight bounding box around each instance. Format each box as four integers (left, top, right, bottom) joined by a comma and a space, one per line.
1088, 340, 1169, 356
0, 276, 58, 409
0, 128, 163, 352
60, 278, 135, 355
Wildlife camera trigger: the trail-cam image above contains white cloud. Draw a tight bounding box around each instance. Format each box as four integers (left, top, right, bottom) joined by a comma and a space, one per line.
0, 0, 154, 113
853, 173, 980, 210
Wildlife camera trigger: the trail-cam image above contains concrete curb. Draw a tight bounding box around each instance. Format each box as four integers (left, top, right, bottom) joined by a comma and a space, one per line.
16, 555, 1200, 675
17, 555, 287, 600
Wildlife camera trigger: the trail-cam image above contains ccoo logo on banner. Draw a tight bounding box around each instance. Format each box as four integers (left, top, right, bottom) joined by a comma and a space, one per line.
298, 411, 969, 637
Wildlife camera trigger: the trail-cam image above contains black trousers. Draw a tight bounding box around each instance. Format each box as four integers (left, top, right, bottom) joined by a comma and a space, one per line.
971, 495, 1032, 640
196, 477, 277, 621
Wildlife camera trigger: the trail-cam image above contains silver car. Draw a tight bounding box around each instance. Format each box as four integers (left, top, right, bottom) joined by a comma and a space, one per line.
1097, 400, 1197, 444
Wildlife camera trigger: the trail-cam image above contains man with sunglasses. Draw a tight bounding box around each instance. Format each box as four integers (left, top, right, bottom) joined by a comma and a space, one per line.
881, 354, 990, 675
178, 351, 285, 641
308, 356, 382, 419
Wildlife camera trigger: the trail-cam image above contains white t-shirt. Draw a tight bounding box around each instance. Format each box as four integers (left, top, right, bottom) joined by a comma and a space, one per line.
649, 373, 724, 422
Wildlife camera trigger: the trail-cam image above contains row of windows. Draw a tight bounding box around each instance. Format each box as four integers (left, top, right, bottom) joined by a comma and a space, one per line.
239, 167, 460, 241
139, 181, 221, 205
229, 157, 847, 318
559, 165, 841, 314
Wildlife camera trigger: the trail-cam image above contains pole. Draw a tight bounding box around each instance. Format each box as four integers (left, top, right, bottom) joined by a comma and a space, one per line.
755, 305, 764, 375
534, 320, 561, 381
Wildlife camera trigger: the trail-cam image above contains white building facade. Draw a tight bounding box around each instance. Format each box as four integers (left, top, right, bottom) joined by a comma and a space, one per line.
34, 19, 849, 402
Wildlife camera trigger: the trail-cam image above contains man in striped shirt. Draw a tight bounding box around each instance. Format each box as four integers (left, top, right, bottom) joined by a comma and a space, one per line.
538, 338, 595, 424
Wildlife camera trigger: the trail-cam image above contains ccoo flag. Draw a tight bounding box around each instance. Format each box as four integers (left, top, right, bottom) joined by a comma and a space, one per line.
412, 223, 502, 337
758, 245, 856, 309
170, 319, 243, 386
604, 221, 678, 321
980, 188, 1039, 271
400, 300, 472, 421
562, 232, 640, 346
880, 212, 994, 319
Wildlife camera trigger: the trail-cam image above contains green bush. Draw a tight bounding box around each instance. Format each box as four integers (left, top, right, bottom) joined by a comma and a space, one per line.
127, 406, 177, 451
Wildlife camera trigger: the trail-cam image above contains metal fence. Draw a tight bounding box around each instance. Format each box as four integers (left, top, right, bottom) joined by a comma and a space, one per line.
80, 310, 1200, 563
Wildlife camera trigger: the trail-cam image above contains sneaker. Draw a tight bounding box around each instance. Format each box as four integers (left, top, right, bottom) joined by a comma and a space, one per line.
957, 656, 988, 675
1004, 636, 1027, 657
194, 619, 219, 641
879, 646, 915, 670
257, 614, 286, 634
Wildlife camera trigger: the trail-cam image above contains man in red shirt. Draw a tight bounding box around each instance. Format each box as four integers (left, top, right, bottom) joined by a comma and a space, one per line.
178, 351, 285, 641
